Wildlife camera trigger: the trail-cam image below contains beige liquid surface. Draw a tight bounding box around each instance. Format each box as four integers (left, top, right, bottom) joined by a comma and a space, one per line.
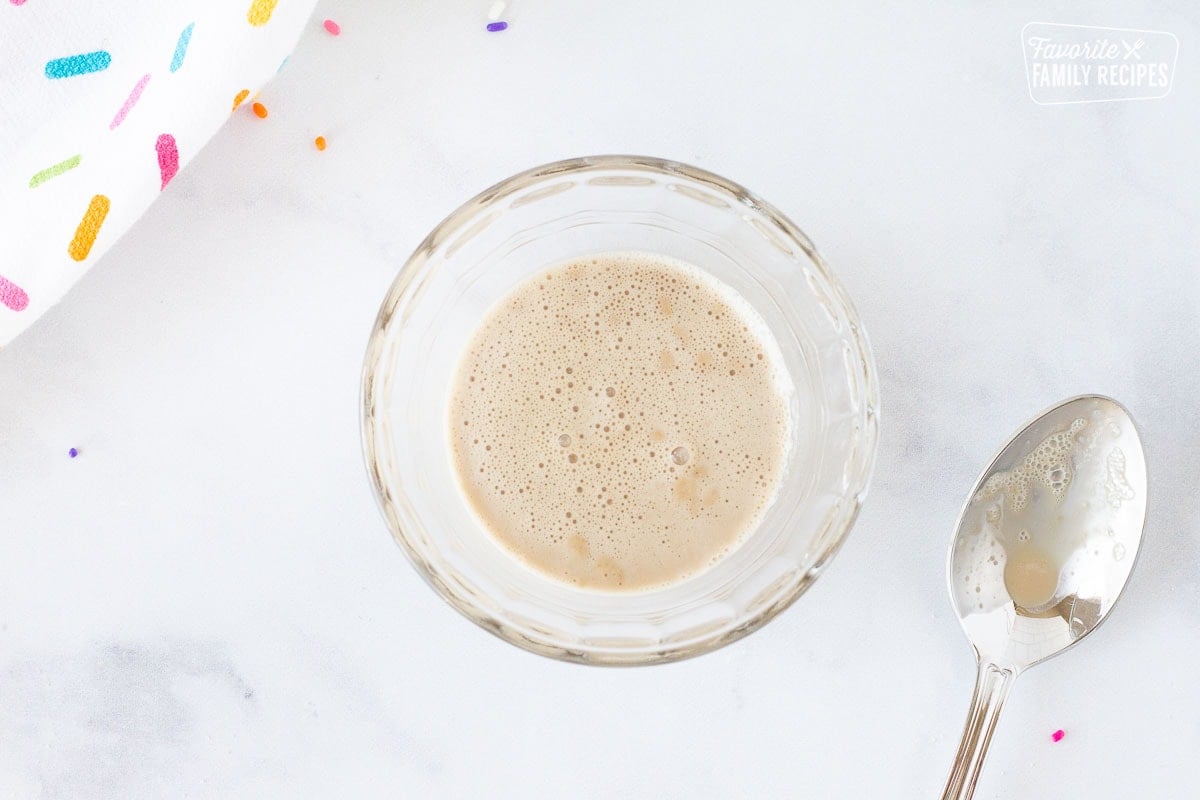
447, 253, 790, 590
973, 418, 1105, 612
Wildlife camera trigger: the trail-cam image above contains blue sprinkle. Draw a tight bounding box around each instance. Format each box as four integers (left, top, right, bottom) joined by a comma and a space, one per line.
486, 21, 508, 32
170, 22, 195, 73
45, 51, 112, 79
68, 447, 79, 458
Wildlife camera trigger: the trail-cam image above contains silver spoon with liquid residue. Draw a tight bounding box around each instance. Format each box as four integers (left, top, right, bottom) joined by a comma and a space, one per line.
940, 395, 1147, 800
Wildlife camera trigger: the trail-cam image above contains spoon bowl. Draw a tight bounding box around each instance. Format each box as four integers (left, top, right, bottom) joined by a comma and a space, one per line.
941, 395, 1147, 799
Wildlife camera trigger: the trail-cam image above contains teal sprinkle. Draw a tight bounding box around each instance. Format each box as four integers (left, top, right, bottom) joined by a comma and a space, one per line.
45, 51, 112, 79
170, 23, 195, 73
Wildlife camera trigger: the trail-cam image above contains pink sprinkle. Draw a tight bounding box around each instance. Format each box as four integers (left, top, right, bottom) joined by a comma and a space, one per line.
110, 73, 152, 130
0, 273, 29, 311
156, 134, 179, 190
1051, 729, 1065, 742
486, 21, 508, 32
323, 19, 340, 35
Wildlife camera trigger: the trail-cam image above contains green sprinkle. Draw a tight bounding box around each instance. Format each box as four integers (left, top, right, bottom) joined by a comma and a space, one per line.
29, 154, 82, 188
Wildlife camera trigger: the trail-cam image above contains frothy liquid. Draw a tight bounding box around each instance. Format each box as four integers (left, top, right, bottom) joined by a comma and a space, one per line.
447, 253, 790, 590
981, 420, 1087, 608
967, 416, 1137, 613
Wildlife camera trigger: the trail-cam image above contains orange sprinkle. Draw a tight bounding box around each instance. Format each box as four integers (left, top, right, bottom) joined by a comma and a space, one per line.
232, 89, 250, 111
252, 102, 268, 119
314, 136, 327, 151
68, 194, 111, 262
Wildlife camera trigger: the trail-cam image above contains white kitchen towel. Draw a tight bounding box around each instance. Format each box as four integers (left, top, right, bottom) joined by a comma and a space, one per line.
0, 0, 318, 348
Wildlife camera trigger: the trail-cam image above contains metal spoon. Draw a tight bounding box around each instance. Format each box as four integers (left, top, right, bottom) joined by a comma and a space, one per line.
940, 395, 1147, 800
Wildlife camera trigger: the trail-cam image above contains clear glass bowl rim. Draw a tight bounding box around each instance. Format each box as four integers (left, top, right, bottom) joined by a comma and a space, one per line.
361, 154, 881, 665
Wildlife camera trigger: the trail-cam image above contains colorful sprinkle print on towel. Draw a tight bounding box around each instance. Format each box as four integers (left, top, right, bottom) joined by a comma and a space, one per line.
0, 275, 30, 312
0, 1, 318, 344
44, 51, 112, 79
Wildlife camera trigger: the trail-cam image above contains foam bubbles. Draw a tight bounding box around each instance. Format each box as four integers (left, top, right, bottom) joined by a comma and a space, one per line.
982, 418, 1087, 511
447, 252, 790, 590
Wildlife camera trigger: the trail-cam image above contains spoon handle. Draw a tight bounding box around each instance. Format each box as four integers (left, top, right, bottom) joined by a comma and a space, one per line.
940, 660, 1018, 800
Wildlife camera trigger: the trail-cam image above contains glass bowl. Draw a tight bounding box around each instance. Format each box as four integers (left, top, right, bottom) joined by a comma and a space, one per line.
362, 155, 879, 665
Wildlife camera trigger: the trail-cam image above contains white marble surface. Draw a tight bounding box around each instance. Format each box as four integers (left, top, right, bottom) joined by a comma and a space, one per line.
2, 2, 1198, 797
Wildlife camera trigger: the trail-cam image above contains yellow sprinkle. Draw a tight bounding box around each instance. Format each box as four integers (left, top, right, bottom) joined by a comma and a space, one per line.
246, 0, 279, 27
68, 194, 110, 262
314, 136, 327, 151
232, 89, 250, 111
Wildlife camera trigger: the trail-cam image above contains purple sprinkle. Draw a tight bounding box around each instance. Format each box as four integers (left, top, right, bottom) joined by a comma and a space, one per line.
68, 447, 79, 458
486, 21, 508, 32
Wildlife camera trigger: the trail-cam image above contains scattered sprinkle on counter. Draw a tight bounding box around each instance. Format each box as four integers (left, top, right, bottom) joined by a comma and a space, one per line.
252, 101, 268, 119
486, 21, 508, 32
1051, 729, 1065, 743
68, 447, 79, 458
323, 19, 341, 36
314, 136, 327, 151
